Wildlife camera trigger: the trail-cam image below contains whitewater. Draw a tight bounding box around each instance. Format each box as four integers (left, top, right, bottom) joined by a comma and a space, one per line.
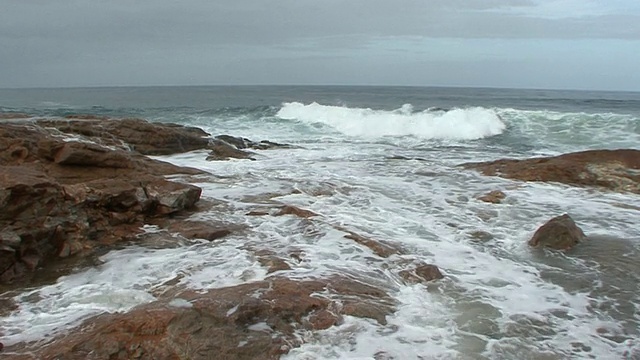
1, 86, 640, 359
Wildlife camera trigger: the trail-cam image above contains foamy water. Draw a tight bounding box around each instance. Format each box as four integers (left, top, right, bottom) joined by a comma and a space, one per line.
1, 94, 640, 359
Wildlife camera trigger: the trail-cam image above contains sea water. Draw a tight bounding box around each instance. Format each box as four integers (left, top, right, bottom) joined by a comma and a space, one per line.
1, 86, 639, 359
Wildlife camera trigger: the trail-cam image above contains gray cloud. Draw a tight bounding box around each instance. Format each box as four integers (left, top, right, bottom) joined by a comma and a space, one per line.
1, 0, 639, 89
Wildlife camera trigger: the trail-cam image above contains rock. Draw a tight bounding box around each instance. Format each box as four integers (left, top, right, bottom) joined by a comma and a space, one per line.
13, 277, 395, 359
468, 230, 494, 242
144, 179, 202, 215
275, 205, 319, 218
53, 142, 133, 168
255, 250, 292, 274
528, 214, 586, 250
0, 112, 30, 119
398, 263, 444, 284
206, 139, 255, 161
478, 190, 506, 204
0, 120, 205, 284
39, 117, 211, 155
215, 135, 292, 150
167, 221, 233, 241
463, 149, 640, 194
339, 228, 401, 258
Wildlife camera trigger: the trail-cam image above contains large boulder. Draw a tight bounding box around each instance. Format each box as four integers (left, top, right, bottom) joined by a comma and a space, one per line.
528, 214, 586, 250
463, 149, 640, 194
8, 276, 396, 359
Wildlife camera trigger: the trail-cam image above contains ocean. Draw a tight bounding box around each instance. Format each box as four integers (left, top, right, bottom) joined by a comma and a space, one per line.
1, 86, 640, 359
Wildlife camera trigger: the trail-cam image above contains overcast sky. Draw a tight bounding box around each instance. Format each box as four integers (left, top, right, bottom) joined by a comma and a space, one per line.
1, 0, 640, 90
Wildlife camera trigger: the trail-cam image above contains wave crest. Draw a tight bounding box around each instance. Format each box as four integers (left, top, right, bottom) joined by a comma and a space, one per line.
276, 102, 506, 140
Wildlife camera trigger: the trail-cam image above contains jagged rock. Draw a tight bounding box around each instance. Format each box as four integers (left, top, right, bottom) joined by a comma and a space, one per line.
337, 227, 401, 258
398, 263, 444, 284
0, 120, 205, 284
215, 135, 292, 150
206, 139, 255, 161
167, 220, 233, 241
53, 142, 133, 168
39, 117, 211, 155
463, 149, 640, 194
275, 205, 319, 218
528, 214, 586, 250
9, 277, 396, 359
478, 190, 506, 204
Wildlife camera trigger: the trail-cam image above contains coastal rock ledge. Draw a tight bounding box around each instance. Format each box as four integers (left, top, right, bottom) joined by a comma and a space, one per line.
0, 118, 213, 284
462, 149, 640, 194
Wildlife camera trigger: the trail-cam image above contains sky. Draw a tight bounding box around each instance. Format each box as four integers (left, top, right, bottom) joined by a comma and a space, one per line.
1, 0, 640, 91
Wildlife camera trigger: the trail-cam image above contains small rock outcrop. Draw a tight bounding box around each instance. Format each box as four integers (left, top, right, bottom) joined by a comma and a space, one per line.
528, 214, 586, 250
478, 190, 506, 204
398, 263, 444, 284
463, 149, 640, 194
10, 276, 396, 359
206, 135, 293, 161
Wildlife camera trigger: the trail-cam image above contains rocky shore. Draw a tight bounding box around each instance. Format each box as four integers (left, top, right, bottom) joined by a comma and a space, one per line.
2, 114, 638, 358
0, 115, 442, 358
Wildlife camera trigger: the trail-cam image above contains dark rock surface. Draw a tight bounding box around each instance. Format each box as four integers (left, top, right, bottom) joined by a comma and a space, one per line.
528, 214, 587, 250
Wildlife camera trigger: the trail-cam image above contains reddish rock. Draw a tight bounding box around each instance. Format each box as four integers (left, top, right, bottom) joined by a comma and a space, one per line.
398, 263, 444, 284
0, 120, 205, 284
39, 117, 211, 155
339, 228, 401, 258
215, 135, 292, 150
11, 277, 395, 359
166, 220, 233, 241
463, 149, 640, 194
478, 190, 506, 204
528, 214, 586, 250
275, 205, 319, 218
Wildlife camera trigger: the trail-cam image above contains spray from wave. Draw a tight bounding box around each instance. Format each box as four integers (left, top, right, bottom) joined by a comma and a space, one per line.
275, 102, 506, 140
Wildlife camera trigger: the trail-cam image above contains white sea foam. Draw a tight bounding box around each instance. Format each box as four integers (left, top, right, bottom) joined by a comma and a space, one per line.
276, 102, 506, 140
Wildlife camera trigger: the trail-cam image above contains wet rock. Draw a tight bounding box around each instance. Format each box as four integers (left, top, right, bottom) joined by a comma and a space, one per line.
398, 263, 444, 284
167, 220, 233, 241
478, 190, 506, 204
215, 135, 292, 150
463, 149, 640, 194
528, 214, 586, 250
144, 179, 201, 215
40, 117, 211, 155
13, 277, 395, 359
338, 228, 401, 258
0, 121, 205, 284
206, 139, 256, 161
468, 230, 494, 242
53, 141, 133, 168
255, 250, 292, 274
275, 205, 319, 218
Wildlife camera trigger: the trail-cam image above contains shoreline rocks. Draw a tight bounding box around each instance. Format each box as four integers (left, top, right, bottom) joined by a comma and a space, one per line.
0, 118, 213, 285
463, 149, 640, 194
7, 276, 396, 359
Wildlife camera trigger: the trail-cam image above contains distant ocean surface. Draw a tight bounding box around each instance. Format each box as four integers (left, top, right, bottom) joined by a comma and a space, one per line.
2, 86, 640, 359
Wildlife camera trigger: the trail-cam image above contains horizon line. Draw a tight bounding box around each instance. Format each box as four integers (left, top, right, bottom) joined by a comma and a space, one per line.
1, 83, 639, 94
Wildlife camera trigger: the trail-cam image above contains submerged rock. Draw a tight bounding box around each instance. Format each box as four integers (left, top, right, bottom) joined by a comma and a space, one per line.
463, 149, 640, 194
528, 214, 586, 250
9, 276, 396, 359
398, 263, 444, 284
478, 190, 506, 204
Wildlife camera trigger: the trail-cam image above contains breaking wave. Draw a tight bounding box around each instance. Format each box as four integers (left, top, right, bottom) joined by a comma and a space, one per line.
276, 102, 506, 140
